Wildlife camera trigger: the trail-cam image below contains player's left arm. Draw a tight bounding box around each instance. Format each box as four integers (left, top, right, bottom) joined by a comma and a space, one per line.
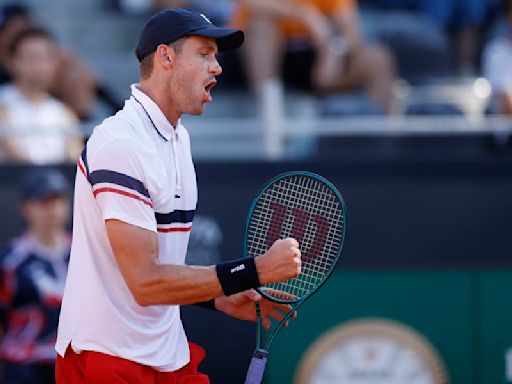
214, 290, 296, 329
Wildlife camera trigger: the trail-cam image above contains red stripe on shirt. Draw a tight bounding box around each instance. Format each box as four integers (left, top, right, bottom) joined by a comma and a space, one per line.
93, 187, 153, 208
157, 226, 192, 233
77, 160, 87, 178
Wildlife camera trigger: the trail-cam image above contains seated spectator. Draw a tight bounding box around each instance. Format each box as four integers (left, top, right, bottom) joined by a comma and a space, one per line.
0, 27, 82, 164
369, 0, 489, 75
418, 0, 487, 75
483, 0, 512, 115
0, 168, 71, 384
232, 0, 398, 114
0, 4, 122, 121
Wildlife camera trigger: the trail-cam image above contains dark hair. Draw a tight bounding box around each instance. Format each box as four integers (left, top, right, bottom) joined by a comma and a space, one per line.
139, 37, 187, 80
9, 26, 55, 56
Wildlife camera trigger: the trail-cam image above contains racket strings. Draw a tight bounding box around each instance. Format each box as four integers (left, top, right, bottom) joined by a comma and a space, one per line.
247, 175, 345, 301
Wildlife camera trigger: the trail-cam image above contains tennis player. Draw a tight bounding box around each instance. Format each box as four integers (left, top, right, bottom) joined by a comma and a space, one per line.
55, 8, 301, 384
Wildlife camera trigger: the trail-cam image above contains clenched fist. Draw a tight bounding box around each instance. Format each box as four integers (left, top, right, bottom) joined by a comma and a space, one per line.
255, 238, 301, 285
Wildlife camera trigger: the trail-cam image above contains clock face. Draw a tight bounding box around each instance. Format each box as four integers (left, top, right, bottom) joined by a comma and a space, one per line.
310, 338, 437, 384
296, 319, 449, 384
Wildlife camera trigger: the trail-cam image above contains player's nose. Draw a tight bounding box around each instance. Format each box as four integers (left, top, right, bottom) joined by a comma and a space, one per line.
210, 58, 222, 76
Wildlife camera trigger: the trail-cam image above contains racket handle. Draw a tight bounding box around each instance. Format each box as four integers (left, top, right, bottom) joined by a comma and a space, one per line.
244, 349, 268, 384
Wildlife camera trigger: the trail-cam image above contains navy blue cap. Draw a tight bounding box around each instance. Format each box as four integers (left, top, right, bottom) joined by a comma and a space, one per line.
20, 168, 70, 201
135, 8, 244, 62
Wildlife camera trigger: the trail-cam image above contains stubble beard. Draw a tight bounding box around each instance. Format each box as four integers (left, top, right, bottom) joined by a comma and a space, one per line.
168, 77, 204, 118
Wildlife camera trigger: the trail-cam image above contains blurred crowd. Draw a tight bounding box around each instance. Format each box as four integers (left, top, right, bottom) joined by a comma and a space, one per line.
0, 1, 511, 382
0, 0, 511, 165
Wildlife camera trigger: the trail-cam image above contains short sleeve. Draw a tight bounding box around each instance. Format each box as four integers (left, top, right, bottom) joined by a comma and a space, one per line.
87, 139, 157, 232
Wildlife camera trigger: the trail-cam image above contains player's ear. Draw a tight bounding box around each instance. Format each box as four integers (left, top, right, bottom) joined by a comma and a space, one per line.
155, 44, 174, 69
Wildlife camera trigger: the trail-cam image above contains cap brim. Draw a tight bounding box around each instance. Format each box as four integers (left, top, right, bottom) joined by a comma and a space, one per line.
187, 27, 244, 52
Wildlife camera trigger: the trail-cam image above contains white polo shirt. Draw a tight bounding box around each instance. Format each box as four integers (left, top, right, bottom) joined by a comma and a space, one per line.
56, 85, 197, 371
0, 84, 79, 164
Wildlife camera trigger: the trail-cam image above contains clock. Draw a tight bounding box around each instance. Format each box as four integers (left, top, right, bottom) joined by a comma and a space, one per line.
295, 318, 449, 384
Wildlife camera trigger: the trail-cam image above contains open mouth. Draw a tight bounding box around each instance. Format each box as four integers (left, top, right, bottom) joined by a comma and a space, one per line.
204, 80, 217, 94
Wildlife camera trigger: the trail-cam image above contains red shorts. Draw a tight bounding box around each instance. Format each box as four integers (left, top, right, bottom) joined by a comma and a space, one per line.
55, 342, 210, 384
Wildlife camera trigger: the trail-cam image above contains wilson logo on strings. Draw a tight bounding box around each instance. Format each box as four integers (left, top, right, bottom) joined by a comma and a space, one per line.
266, 202, 329, 261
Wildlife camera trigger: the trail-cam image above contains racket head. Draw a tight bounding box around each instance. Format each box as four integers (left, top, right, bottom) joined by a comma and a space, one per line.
243, 171, 346, 304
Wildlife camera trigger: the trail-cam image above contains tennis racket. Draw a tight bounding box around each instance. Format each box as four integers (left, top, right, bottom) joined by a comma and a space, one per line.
243, 171, 346, 384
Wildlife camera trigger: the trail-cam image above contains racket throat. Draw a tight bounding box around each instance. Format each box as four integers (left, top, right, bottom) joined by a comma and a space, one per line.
253, 348, 268, 360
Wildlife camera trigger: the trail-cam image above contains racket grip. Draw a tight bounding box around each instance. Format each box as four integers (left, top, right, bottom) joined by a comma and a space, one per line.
244, 349, 268, 384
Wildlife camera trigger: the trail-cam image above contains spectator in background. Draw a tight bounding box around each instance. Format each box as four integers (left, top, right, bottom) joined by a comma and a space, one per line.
0, 27, 82, 164
483, 0, 512, 115
232, 0, 397, 114
0, 168, 71, 384
370, 0, 489, 75
0, 4, 122, 121
418, 0, 487, 75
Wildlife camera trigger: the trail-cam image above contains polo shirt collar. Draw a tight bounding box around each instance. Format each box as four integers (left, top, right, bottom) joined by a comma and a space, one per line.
130, 84, 182, 142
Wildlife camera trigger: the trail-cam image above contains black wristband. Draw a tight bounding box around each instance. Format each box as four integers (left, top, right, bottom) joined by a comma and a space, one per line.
215, 257, 261, 296
194, 300, 217, 311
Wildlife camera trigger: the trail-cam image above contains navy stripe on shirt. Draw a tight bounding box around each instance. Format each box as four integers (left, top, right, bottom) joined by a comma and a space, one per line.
81, 147, 90, 177
89, 170, 150, 198
155, 210, 195, 225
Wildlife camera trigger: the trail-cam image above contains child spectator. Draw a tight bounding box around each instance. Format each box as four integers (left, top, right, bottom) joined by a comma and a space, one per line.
0, 168, 71, 384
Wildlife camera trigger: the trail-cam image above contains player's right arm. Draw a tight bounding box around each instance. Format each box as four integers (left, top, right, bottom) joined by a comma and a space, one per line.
105, 219, 301, 306
88, 136, 300, 307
